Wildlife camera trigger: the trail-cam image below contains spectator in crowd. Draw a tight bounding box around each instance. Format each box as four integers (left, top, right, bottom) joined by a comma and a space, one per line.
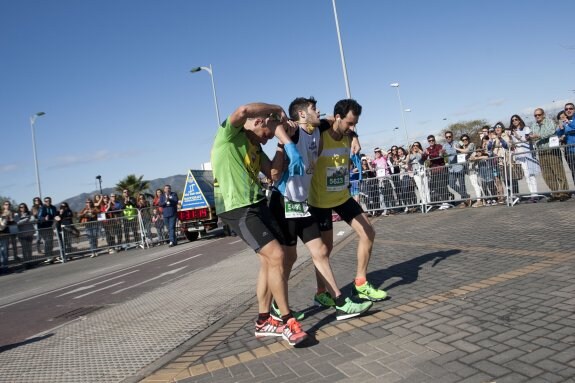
159, 184, 179, 247
1, 201, 18, 260
136, 194, 152, 244
559, 103, 575, 185
79, 199, 100, 257
151, 207, 165, 244
100, 195, 115, 253
396, 147, 417, 211
54, 202, 78, 255
456, 134, 483, 207
92, 194, 104, 210
1, 203, 13, 271
488, 123, 509, 204
106, 193, 124, 252
473, 135, 499, 205
371, 147, 396, 216
123, 195, 140, 245
15, 203, 35, 261
37, 197, 58, 261
424, 134, 450, 208
152, 189, 162, 211
389, 146, 400, 174
509, 114, 541, 202
530, 108, 570, 201
444, 131, 470, 207
31, 197, 42, 253
407, 141, 429, 207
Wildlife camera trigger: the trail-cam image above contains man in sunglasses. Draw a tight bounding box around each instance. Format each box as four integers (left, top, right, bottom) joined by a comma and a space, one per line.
530, 108, 569, 201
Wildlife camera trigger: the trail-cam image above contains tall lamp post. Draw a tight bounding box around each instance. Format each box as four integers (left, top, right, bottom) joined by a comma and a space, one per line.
96, 175, 102, 194
392, 127, 399, 144
390, 83, 409, 148
190, 64, 221, 126
332, 0, 351, 99
30, 112, 46, 198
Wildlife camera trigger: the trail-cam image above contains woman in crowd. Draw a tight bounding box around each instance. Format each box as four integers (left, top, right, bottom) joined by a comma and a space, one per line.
100, 195, 116, 254
371, 147, 396, 216
55, 202, 77, 254
509, 114, 541, 202
407, 141, 429, 206
456, 134, 483, 207
152, 189, 163, 211
1, 201, 18, 260
15, 203, 35, 261
396, 147, 417, 211
79, 199, 101, 257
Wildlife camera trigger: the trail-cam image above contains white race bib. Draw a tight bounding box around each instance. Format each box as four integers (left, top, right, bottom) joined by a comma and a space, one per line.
325, 166, 348, 191
284, 198, 311, 218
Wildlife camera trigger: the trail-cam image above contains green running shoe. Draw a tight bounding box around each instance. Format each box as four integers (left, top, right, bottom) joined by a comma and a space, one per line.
335, 297, 373, 320
313, 291, 336, 307
352, 281, 387, 301
270, 300, 305, 321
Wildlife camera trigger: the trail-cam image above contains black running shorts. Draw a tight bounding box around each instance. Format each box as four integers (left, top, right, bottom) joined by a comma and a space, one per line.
218, 199, 285, 252
268, 191, 322, 246
309, 197, 364, 232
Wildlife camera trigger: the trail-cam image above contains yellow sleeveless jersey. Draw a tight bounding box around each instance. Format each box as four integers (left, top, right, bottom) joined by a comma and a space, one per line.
308, 130, 351, 208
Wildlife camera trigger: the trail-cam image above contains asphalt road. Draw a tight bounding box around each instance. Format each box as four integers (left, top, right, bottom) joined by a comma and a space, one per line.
0, 231, 248, 346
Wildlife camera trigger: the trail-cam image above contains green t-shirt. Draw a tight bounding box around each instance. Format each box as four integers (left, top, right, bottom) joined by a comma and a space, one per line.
211, 118, 268, 213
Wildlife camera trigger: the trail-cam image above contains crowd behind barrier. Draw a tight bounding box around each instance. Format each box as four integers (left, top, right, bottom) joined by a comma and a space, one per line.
355, 143, 575, 215
0, 190, 185, 273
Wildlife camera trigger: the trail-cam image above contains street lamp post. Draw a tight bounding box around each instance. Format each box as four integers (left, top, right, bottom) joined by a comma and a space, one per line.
30, 112, 46, 198
190, 64, 221, 126
390, 83, 409, 148
332, 0, 352, 99
392, 127, 399, 144
96, 175, 102, 194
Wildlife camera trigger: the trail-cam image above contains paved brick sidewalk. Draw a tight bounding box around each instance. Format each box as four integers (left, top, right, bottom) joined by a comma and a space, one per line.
142, 200, 575, 383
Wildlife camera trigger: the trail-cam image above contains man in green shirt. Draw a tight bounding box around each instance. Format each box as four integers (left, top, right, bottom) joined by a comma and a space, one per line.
211, 102, 308, 346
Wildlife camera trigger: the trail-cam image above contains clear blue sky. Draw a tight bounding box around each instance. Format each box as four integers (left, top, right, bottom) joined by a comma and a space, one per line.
2, 0, 574, 204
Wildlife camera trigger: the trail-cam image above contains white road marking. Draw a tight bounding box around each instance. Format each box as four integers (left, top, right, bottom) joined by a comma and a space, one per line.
229, 240, 242, 244
112, 266, 187, 294
168, 254, 202, 266
73, 281, 125, 299
56, 270, 140, 297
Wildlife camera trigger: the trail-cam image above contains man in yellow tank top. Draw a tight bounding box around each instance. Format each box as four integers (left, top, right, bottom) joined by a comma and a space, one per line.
309, 99, 388, 303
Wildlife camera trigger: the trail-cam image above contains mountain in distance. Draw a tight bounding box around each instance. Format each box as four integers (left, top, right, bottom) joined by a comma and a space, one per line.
60, 174, 187, 213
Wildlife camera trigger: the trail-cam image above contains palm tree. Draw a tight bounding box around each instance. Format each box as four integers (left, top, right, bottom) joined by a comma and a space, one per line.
116, 174, 152, 199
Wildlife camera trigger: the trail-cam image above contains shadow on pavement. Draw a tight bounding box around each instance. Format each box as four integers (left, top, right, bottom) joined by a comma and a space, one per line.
374, 249, 461, 292
0, 334, 53, 353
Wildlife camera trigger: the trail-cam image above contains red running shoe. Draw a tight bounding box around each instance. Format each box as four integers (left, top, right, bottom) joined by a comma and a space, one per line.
281, 318, 308, 346
254, 317, 283, 338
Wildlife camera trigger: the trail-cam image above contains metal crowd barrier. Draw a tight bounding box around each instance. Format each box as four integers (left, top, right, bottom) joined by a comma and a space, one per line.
358, 144, 575, 215
0, 226, 63, 270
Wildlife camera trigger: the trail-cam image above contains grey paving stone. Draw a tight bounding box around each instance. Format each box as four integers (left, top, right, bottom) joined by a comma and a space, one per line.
504, 360, 544, 377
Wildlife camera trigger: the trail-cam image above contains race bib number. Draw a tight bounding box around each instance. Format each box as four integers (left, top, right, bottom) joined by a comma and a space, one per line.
284, 198, 311, 218
326, 166, 348, 191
